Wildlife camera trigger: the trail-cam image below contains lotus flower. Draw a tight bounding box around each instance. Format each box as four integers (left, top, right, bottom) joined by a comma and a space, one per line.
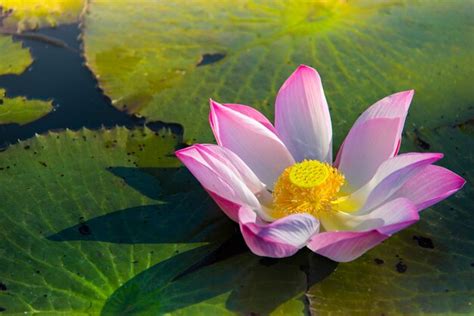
176, 65, 465, 262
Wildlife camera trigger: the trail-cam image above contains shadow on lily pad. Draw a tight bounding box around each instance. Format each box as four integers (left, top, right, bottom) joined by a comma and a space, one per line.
49, 165, 338, 314
101, 246, 336, 315
48, 168, 231, 244
48, 201, 229, 244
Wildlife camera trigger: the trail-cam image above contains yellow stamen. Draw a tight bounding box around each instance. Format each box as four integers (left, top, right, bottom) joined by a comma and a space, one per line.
271, 160, 346, 219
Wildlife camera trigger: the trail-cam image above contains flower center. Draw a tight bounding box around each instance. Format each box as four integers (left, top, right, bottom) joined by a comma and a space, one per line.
271, 160, 345, 219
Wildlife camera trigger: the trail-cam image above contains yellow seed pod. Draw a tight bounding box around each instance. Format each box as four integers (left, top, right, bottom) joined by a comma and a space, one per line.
289, 160, 329, 188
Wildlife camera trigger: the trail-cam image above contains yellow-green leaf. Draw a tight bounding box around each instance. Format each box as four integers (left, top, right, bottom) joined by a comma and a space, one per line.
83, 0, 474, 144
0, 88, 53, 125
0, 35, 32, 75
0, 0, 86, 32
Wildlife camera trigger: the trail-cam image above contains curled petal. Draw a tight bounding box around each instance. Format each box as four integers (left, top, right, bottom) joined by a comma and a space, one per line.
223, 103, 277, 134
176, 144, 270, 220
392, 165, 465, 211
321, 198, 419, 234
239, 206, 319, 258
307, 230, 389, 262
346, 152, 443, 214
207, 191, 241, 222
309, 199, 418, 262
210, 100, 294, 187
275, 65, 332, 163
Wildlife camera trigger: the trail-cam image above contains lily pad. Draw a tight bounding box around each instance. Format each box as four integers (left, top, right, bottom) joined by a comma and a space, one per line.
0, 127, 234, 314
0, 0, 85, 32
0, 35, 49, 125
83, 0, 474, 144
0, 35, 32, 75
0, 88, 53, 125
307, 124, 473, 315
101, 252, 311, 315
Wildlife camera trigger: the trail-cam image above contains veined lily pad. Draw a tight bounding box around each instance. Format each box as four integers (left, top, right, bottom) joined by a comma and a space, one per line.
0, 88, 53, 125
0, 35, 32, 75
0, 127, 235, 314
307, 124, 473, 315
0, 126, 327, 315
83, 0, 474, 144
0, 0, 85, 32
101, 252, 312, 315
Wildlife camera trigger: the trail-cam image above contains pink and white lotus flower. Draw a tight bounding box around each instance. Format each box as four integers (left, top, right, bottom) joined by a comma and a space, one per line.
176, 65, 465, 262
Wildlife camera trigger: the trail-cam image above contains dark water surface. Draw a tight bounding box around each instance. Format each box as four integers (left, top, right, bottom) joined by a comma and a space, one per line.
0, 23, 178, 147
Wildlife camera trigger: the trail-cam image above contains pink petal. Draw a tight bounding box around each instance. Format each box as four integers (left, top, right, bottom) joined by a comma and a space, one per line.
321, 198, 419, 234
348, 152, 443, 214
337, 118, 402, 189
393, 165, 465, 211
210, 100, 294, 187
359, 153, 442, 212
355, 90, 413, 136
334, 90, 414, 166
176, 144, 268, 220
307, 230, 388, 262
223, 103, 277, 134
239, 206, 319, 258
275, 65, 332, 163
308, 199, 418, 262
207, 191, 241, 222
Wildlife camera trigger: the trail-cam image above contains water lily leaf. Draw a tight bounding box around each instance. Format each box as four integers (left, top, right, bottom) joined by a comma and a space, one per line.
0, 37, 53, 125
0, 127, 234, 314
0, 88, 52, 125
101, 250, 321, 315
307, 124, 473, 315
0, 35, 32, 75
0, 0, 85, 32
83, 0, 474, 144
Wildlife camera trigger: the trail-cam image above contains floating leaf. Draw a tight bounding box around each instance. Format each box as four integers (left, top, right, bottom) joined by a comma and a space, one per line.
0, 35, 32, 75
0, 126, 337, 314
0, 0, 85, 32
0, 127, 234, 314
102, 252, 311, 315
0, 88, 52, 125
0, 35, 48, 125
307, 124, 473, 315
83, 0, 474, 144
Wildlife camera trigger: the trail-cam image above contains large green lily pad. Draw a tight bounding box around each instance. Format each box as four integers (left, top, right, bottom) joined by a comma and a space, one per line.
0, 127, 327, 315
0, 0, 85, 32
0, 88, 53, 125
83, 0, 474, 144
101, 252, 312, 315
307, 124, 473, 315
0, 127, 236, 314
